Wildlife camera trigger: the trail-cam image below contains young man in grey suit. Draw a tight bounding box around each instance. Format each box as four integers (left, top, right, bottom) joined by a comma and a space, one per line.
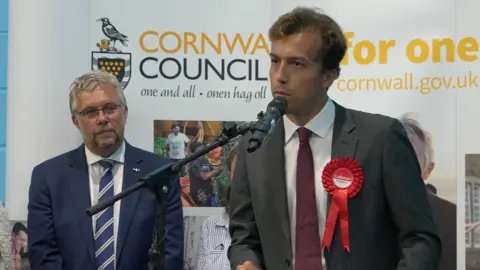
227, 7, 442, 270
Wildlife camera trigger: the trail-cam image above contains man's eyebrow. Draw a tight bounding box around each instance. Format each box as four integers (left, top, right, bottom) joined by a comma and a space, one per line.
270, 53, 311, 62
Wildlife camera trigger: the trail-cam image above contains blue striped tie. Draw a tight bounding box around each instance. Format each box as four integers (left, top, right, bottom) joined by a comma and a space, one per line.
94, 159, 115, 270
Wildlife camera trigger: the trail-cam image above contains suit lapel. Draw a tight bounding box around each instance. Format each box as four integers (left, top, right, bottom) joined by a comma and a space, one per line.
116, 143, 143, 263
264, 119, 292, 251
324, 102, 358, 264
331, 102, 357, 161
66, 145, 96, 266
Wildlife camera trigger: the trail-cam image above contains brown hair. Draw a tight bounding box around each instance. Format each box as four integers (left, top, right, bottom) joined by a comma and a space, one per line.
268, 7, 347, 74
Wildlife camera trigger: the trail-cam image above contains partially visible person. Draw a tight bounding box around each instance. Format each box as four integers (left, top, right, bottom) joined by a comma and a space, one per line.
228, 7, 441, 270
11, 222, 27, 270
189, 146, 223, 206
27, 70, 183, 270
466, 221, 480, 233
0, 204, 11, 270
197, 144, 238, 270
181, 142, 205, 207
167, 123, 190, 161
399, 112, 456, 270
167, 123, 190, 177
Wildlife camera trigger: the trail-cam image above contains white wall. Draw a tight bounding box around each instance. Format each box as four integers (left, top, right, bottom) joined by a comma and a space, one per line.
6, 0, 89, 220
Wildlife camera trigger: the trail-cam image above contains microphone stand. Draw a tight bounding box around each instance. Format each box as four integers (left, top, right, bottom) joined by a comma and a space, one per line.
85, 121, 252, 270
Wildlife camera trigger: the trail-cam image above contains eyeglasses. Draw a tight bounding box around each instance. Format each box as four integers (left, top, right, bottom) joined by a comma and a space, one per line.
77, 103, 122, 119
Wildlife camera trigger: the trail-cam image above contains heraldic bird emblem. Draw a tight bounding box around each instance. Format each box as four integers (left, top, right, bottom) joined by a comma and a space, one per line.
96, 17, 129, 52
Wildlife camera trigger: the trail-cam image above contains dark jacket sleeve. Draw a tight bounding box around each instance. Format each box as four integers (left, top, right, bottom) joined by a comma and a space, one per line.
28, 164, 64, 270
164, 173, 184, 270
227, 136, 264, 269
427, 193, 456, 270
382, 119, 442, 270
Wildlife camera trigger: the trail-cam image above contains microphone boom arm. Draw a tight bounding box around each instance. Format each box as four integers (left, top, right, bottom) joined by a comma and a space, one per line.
85, 121, 252, 270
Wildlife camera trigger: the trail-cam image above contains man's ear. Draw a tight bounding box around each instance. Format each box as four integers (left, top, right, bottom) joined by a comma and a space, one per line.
72, 115, 80, 129
322, 68, 339, 90
422, 162, 435, 180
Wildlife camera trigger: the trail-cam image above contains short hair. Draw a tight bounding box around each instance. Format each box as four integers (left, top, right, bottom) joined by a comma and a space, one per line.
69, 70, 126, 115
189, 141, 202, 153
12, 222, 27, 234
171, 123, 179, 129
398, 113, 434, 166
268, 6, 347, 73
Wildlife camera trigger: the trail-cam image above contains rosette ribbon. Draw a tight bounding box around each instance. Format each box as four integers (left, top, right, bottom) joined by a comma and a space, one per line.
321, 157, 364, 252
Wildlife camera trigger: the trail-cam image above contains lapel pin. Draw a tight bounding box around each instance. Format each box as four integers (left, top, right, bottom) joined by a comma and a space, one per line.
133, 168, 140, 172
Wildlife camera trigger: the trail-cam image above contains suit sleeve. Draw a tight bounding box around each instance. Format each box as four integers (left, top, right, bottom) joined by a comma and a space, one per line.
227, 136, 264, 269
27, 164, 63, 269
382, 119, 442, 270
164, 173, 184, 270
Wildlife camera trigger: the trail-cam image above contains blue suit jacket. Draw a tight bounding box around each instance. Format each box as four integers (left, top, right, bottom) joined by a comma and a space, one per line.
27, 142, 184, 270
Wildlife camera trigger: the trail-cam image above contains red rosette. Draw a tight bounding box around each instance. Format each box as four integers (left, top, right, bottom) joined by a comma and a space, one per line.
321, 157, 364, 252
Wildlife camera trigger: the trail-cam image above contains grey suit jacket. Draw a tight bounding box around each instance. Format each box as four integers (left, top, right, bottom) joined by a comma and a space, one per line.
227, 101, 442, 270
427, 192, 456, 270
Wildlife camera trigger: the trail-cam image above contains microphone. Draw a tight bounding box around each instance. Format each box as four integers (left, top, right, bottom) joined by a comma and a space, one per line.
247, 96, 287, 153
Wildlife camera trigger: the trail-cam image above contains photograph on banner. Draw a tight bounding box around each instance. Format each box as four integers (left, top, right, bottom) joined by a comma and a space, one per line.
10, 221, 28, 270
458, 88, 480, 269
454, 1, 480, 268
465, 154, 480, 269
183, 215, 210, 270
154, 120, 244, 208
0, 203, 28, 270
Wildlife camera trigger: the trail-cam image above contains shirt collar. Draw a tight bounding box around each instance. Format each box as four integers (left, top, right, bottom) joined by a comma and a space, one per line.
85, 140, 125, 165
214, 209, 230, 227
283, 97, 335, 144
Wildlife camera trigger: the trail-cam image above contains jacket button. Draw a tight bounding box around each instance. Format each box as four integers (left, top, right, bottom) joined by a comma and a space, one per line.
285, 258, 291, 266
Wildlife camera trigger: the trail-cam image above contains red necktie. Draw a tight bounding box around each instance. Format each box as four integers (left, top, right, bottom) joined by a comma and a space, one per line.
295, 127, 323, 270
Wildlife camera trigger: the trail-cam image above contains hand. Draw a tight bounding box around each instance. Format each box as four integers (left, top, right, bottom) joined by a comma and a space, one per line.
466, 221, 480, 233
236, 261, 262, 270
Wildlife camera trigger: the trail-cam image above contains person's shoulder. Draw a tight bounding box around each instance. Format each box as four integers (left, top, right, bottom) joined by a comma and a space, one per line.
428, 192, 456, 210
201, 215, 216, 229
201, 211, 227, 231
337, 102, 402, 137
127, 143, 171, 164
346, 106, 397, 130
33, 147, 81, 172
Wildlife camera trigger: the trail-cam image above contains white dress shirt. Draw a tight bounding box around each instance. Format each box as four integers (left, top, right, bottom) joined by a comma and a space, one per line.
85, 141, 125, 266
196, 209, 231, 270
283, 98, 335, 268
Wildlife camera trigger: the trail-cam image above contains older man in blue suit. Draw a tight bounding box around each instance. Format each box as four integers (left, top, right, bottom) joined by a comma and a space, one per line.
27, 70, 184, 270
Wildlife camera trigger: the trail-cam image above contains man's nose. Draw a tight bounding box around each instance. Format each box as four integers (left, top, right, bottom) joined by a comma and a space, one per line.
96, 110, 108, 123
275, 63, 288, 84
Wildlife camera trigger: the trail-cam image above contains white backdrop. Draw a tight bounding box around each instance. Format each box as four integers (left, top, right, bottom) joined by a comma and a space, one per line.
6, 0, 87, 219
7, 0, 475, 268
